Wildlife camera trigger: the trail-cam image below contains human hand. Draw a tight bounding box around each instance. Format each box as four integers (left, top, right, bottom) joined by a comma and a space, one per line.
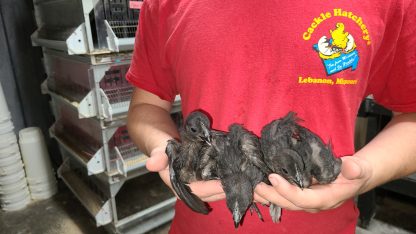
147, 144, 226, 202
254, 156, 373, 212
158, 169, 225, 202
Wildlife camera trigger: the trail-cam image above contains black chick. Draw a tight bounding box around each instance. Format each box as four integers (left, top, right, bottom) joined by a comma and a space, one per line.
261, 112, 310, 223
261, 112, 342, 188
261, 112, 342, 221
284, 112, 341, 185
215, 124, 266, 228
261, 113, 313, 189
196, 129, 223, 181
165, 111, 216, 214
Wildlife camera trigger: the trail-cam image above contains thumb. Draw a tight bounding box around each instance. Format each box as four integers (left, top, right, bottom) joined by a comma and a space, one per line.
341, 156, 369, 180
146, 147, 169, 172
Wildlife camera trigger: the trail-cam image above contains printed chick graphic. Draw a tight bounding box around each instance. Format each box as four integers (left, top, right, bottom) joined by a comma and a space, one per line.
330, 23, 349, 50
317, 23, 356, 59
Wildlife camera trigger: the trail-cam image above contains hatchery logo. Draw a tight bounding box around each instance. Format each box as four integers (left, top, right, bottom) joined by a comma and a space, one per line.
313, 22, 359, 75
302, 9, 372, 76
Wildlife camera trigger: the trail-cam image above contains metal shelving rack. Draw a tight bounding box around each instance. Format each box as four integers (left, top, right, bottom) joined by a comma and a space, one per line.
42, 49, 181, 121
32, 0, 141, 54
32, 1, 180, 233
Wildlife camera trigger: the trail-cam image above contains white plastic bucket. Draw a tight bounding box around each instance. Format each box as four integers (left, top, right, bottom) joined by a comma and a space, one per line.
0, 178, 27, 194
0, 82, 11, 122
0, 170, 25, 185
0, 143, 20, 157
0, 153, 22, 167
0, 132, 17, 148
0, 151, 21, 160
29, 180, 57, 193
0, 151, 23, 163
19, 127, 54, 180
0, 161, 24, 176
0, 120, 13, 134
1, 194, 30, 211
0, 187, 30, 203
26, 174, 56, 185
0, 177, 27, 192
0, 112, 11, 123
30, 186, 57, 200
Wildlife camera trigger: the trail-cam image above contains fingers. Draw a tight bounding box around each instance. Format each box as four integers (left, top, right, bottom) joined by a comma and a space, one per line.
255, 182, 302, 211
157, 156, 360, 211
267, 171, 364, 211
269, 174, 336, 209
255, 181, 322, 213
253, 193, 270, 205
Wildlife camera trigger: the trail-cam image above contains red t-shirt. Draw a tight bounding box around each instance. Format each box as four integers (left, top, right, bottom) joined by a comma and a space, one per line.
127, 0, 416, 233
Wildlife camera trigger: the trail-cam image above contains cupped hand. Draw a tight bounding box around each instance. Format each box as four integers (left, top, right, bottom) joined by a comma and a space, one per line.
147, 145, 226, 202
254, 156, 373, 212
146, 145, 169, 172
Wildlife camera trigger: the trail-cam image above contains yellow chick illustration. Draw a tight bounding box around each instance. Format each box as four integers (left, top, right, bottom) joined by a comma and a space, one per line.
318, 23, 357, 60
330, 23, 349, 50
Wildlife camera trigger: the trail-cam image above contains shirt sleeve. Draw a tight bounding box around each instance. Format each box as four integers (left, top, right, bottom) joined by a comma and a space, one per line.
126, 0, 177, 102
366, 0, 416, 113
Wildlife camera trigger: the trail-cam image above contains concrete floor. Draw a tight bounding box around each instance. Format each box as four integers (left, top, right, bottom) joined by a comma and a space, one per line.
357, 190, 416, 233
1, 184, 415, 234
0, 183, 106, 234
0, 172, 174, 234
357, 220, 414, 234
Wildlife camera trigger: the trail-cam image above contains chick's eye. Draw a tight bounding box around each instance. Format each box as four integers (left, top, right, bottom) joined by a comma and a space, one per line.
190, 127, 197, 133
282, 168, 288, 174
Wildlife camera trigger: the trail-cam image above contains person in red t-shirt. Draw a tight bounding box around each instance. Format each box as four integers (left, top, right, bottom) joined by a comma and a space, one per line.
126, 0, 416, 233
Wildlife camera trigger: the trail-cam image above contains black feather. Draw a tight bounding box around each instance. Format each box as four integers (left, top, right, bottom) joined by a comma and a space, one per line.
165, 111, 217, 214
166, 139, 210, 214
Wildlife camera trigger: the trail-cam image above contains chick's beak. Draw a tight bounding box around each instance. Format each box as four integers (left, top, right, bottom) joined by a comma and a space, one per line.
294, 164, 304, 190
202, 128, 212, 145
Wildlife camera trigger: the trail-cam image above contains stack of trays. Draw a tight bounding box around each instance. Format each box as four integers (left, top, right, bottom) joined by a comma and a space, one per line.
0, 82, 30, 211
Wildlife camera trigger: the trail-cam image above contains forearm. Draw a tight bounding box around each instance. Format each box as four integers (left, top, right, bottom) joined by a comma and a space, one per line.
127, 89, 179, 156
355, 112, 416, 193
